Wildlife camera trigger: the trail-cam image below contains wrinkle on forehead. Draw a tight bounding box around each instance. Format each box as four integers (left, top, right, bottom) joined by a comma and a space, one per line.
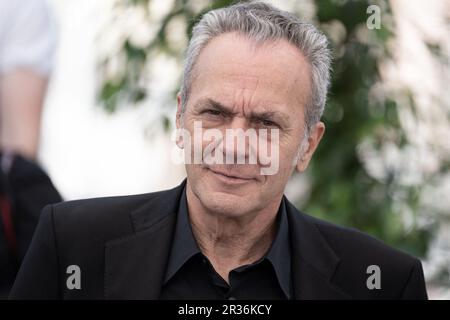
226, 73, 260, 91
188, 32, 312, 116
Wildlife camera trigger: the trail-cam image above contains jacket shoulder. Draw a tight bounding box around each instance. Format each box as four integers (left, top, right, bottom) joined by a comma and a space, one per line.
301, 213, 425, 299
10, 186, 181, 299
49, 188, 173, 249
53, 192, 153, 224
304, 214, 418, 266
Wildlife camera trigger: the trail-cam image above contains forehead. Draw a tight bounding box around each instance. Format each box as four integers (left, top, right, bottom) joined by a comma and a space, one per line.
189, 32, 312, 110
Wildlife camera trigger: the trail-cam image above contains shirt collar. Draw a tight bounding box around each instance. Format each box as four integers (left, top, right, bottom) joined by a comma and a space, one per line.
164, 186, 292, 299
164, 187, 200, 284
264, 197, 291, 298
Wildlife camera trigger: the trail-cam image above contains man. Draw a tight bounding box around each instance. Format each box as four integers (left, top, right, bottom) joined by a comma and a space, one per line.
10, 1, 427, 299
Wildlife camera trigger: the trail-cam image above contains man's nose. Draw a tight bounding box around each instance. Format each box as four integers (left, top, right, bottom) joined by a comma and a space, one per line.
227, 116, 248, 131
221, 117, 256, 164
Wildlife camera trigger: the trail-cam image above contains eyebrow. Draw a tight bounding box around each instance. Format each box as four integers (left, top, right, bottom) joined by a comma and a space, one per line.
195, 98, 234, 116
194, 98, 290, 124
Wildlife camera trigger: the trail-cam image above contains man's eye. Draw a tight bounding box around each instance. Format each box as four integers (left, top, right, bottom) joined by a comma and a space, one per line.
260, 119, 277, 127
204, 109, 222, 116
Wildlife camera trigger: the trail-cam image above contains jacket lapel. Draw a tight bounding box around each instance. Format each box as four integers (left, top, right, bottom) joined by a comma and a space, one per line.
285, 199, 351, 299
104, 181, 186, 299
103, 179, 350, 300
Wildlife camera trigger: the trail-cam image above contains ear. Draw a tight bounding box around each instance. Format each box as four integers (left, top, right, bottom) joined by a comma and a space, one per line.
176, 92, 183, 130
175, 92, 184, 149
296, 121, 325, 173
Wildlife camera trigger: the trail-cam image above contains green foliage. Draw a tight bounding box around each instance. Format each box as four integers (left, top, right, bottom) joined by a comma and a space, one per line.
310, 0, 430, 257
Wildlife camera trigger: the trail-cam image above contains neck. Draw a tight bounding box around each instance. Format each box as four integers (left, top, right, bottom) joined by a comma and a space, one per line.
186, 183, 281, 283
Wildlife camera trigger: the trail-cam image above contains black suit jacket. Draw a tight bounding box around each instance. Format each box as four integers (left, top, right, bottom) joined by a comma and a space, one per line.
9, 179, 428, 299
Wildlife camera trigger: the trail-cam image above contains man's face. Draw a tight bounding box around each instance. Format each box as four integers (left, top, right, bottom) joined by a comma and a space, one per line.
177, 32, 324, 217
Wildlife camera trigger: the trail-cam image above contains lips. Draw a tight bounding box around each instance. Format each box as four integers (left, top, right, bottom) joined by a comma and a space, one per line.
207, 167, 256, 181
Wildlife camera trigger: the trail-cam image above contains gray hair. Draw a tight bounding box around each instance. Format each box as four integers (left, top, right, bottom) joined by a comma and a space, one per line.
179, 1, 332, 133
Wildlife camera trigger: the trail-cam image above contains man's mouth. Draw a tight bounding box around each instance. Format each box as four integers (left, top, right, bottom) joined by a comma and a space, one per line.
207, 167, 255, 184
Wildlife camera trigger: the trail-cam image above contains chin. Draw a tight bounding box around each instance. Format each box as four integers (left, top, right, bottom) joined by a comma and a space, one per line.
187, 167, 265, 216
198, 189, 256, 217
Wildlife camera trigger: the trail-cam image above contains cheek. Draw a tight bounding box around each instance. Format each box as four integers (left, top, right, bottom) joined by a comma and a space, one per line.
255, 144, 297, 187
276, 136, 301, 167
186, 164, 208, 184
183, 114, 197, 129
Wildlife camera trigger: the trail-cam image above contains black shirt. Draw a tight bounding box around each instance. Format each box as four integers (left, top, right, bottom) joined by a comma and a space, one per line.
160, 187, 292, 300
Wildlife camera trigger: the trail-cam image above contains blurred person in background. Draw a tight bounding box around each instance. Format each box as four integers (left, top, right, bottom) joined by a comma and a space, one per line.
0, 0, 62, 297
